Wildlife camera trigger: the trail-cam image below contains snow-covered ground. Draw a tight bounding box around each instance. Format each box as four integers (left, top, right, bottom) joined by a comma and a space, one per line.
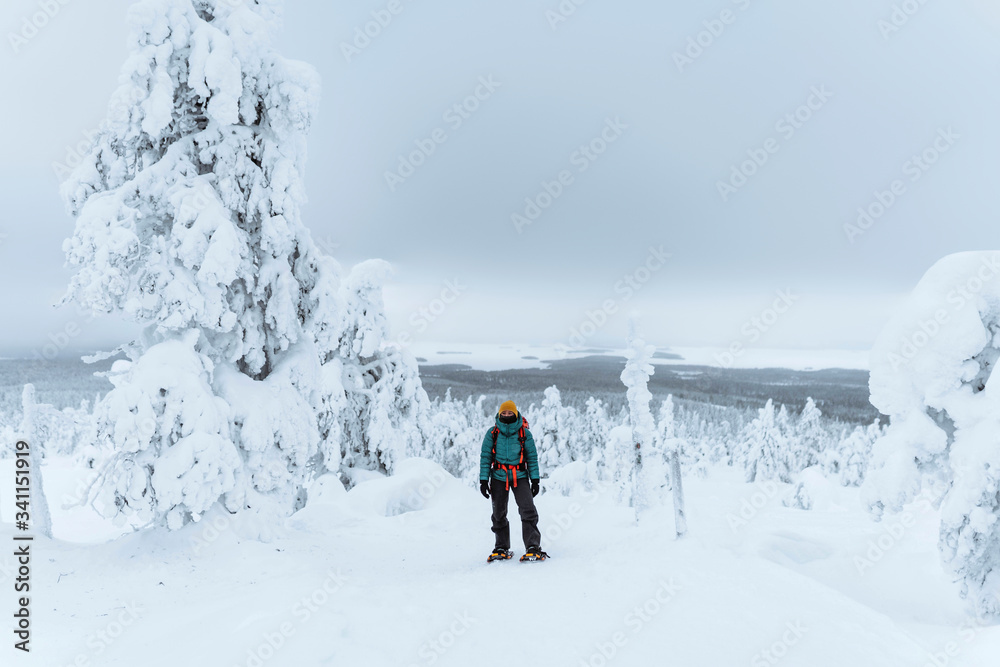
406, 341, 870, 372
2, 456, 995, 666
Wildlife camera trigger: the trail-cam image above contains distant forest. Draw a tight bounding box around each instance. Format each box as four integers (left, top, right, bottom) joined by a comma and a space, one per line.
0, 354, 880, 431
418, 355, 879, 425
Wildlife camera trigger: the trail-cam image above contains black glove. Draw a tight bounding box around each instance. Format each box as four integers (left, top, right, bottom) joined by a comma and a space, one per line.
531, 479, 540, 497
480, 480, 490, 499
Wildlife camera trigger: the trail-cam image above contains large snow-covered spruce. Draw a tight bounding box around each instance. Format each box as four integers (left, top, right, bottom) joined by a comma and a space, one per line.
61, 0, 322, 378
863, 251, 1000, 615
58, 0, 424, 530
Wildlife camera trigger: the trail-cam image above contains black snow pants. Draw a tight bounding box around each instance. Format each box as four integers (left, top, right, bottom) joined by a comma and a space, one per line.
490, 476, 541, 550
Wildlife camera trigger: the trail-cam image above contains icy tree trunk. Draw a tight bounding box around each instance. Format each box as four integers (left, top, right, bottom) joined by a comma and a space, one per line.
669, 449, 687, 538
19, 384, 53, 538
632, 440, 642, 522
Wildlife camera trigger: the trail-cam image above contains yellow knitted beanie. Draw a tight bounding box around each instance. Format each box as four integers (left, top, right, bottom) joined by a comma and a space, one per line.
499, 400, 518, 416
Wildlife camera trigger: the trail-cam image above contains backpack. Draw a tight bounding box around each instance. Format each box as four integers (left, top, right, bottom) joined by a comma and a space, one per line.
489, 417, 529, 490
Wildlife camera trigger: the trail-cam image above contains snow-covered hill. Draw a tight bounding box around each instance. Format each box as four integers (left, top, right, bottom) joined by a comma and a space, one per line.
2, 456, 996, 666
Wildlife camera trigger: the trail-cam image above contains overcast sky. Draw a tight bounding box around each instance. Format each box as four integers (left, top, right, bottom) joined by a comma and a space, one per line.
2, 0, 999, 359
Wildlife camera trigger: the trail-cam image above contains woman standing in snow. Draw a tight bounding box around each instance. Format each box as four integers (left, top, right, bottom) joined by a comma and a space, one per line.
480, 400, 547, 562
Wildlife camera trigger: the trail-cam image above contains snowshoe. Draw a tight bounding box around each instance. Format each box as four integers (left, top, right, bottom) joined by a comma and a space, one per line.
520, 547, 548, 562
487, 548, 513, 562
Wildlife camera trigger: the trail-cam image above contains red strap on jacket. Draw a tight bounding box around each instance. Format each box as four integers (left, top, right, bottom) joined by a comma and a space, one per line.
498, 464, 519, 491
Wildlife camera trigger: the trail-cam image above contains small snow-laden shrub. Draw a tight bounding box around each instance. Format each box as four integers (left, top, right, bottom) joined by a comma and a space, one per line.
545, 460, 605, 497
783, 482, 813, 511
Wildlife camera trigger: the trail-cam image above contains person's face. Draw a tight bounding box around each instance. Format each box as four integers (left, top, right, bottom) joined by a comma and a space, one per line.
500, 410, 515, 418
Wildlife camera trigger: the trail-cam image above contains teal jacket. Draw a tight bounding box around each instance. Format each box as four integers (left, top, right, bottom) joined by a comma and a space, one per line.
480, 413, 540, 482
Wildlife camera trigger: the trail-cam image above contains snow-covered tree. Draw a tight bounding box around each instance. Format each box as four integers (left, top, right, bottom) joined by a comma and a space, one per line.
17, 385, 52, 538
323, 260, 431, 479
775, 403, 792, 438
863, 251, 1000, 615
580, 396, 611, 464
17, 395, 94, 458
834, 420, 881, 487
656, 395, 687, 537
620, 316, 657, 514
421, 392, 486, 483
603, 424, 636, 505
655, 396, 677, 452
795, 397, 826, 470
741, 399, 793, 483
532, 385, 576, 469
60, 0, 334, 530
